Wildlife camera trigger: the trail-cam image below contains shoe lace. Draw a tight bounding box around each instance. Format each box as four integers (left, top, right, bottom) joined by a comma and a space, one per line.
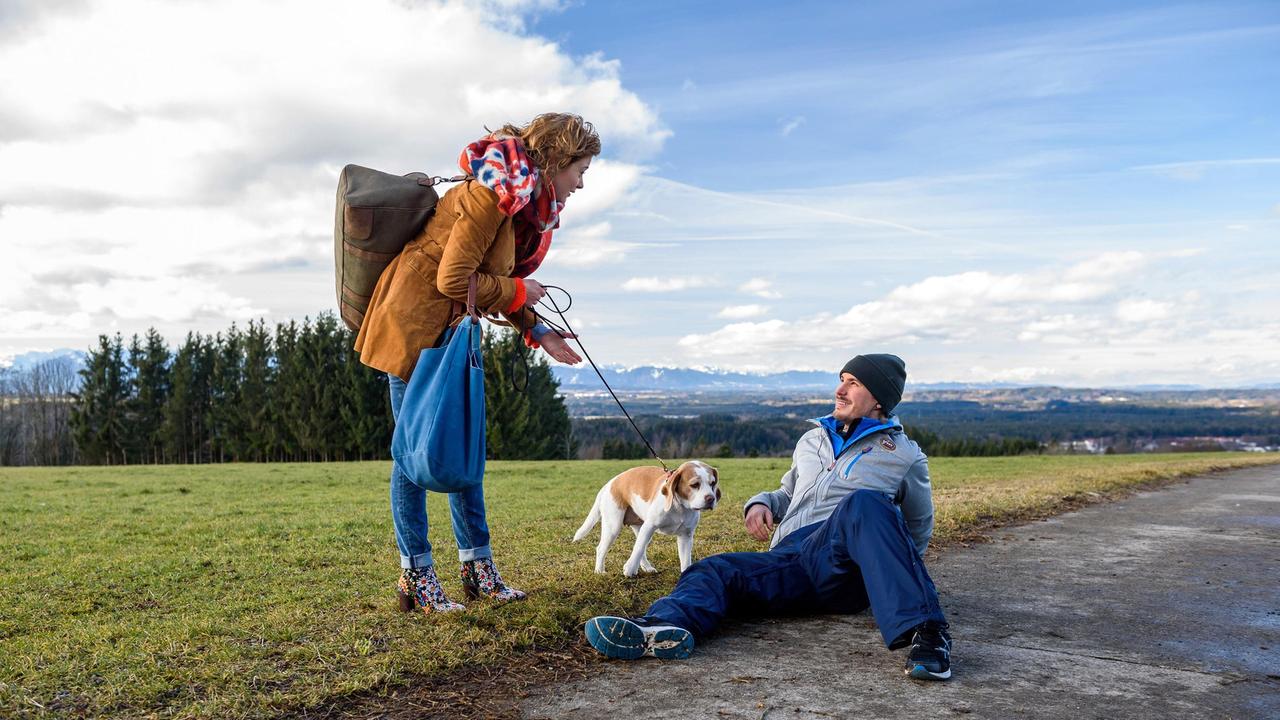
915, 622, 949, 648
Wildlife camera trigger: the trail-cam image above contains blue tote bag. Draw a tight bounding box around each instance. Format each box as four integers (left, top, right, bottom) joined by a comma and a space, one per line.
391, 276, 486, 493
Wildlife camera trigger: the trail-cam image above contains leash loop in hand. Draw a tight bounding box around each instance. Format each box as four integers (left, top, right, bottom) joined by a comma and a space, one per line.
535, 285, 668, 472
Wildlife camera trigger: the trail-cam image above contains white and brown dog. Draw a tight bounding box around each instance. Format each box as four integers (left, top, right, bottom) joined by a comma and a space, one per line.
573, 460, 721, 577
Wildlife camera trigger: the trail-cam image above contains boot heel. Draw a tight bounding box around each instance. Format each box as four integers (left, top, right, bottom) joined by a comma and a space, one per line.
462, 584, 479, 601
397, 588, 415, 612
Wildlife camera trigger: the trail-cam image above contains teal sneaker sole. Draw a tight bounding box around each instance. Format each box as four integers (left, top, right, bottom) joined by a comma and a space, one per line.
584, 616, 693, 660
906, 663, 952, 681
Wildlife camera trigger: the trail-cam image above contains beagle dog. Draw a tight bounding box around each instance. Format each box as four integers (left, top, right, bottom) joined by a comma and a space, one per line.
573, 460, 721, 577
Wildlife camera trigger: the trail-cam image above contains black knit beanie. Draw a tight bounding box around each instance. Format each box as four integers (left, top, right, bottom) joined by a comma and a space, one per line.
840, 354, 907, 414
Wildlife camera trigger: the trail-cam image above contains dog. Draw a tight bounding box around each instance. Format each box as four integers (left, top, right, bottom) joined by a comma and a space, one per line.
573, 460, 720, 577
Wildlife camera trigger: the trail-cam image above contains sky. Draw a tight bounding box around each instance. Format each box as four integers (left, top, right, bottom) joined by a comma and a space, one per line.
1, 0, 1278, 387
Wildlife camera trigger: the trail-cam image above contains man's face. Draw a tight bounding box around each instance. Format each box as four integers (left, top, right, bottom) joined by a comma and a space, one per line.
832, 372, 880, 424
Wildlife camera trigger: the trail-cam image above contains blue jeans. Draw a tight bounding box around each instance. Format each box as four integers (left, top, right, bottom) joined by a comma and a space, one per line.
388, 374, 491, 568
647, 489, 946, 648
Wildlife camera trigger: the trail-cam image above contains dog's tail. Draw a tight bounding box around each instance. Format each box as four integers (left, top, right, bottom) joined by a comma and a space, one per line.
572, 494, 602, 542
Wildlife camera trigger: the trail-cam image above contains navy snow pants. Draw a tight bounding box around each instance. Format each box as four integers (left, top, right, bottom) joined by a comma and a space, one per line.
646, 489, 947, 648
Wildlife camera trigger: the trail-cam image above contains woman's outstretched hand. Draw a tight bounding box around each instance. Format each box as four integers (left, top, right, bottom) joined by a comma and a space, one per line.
539, 331, 581, 365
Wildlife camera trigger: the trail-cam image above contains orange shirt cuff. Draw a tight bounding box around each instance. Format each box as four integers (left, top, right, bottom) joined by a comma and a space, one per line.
505, 279, 527, 314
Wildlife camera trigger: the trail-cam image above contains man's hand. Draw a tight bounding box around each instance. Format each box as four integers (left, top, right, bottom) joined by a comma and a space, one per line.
744, 503, 774, 542
538, 331, 582, 365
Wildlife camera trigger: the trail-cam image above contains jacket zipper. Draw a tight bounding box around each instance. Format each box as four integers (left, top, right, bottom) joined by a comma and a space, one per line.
792, 422, 894, 527
809, 423, 896, 521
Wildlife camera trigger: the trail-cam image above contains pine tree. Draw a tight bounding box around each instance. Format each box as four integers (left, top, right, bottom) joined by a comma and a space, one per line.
239, 320, 274, 462
270, 320, 302, 461
481, 328, 575, 459
482, 329, 533, 459
339, 324, 391, 460
523, 344, 576, 459
163, 333, 214, 463
126, 329, 171, 464
208, 326, 246, 462
306, 313, 346, 461
70, 334, 130, 464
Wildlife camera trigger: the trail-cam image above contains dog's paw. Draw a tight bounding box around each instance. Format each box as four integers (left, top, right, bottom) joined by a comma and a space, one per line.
641, 563, 658, 573
622, 563, 640, 578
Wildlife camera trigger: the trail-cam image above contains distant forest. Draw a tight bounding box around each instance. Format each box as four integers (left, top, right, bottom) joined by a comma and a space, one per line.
575, 415, 1040, 460
573, 400, 1280, 459
3, 313, 1276, 466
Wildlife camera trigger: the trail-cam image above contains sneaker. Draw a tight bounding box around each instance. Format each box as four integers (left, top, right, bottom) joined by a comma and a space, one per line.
903, 621, 952, 681
584, 616, 694, 660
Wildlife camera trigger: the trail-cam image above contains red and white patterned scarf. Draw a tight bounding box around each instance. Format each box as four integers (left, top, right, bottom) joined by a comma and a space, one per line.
458, 135, 561, 278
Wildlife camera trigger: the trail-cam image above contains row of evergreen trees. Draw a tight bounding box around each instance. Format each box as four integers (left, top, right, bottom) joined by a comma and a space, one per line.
576, 415, 1044, 460
69, 314, 573, 465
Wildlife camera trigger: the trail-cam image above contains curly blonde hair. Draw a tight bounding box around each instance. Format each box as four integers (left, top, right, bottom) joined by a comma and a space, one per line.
494, 113, 601, 176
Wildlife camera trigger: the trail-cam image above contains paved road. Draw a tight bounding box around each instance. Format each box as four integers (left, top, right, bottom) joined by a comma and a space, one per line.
521, 466, 1280, 719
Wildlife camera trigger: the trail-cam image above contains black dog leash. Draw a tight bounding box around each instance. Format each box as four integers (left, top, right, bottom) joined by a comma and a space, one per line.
533, 285, 670, 472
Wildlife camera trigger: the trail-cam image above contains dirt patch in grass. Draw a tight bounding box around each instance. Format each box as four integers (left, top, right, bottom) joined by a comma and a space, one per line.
305, 641, 599, 720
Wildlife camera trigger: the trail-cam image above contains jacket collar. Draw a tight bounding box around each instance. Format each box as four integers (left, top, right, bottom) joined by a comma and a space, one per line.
812, 415, 900, 458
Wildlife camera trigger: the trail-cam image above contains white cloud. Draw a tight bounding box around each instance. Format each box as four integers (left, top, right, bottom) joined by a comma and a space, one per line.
1131, 157, 1280, 181
545, 223, 646, 268
780, 115, 805, 137
1114, 299, 1173, 323
739, 278, 782, 299
716, 304, 769, 319
661, 246, 1280, 385
680, 251, 1173, 357
966, 365, 1064, 383
0, 310, 93, 338
0, 0, 667, 350
558, 159, 647, 222
622, 276, 714, 292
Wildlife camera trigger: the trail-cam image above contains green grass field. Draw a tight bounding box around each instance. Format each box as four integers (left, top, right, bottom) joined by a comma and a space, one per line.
2, 453, 1277, 718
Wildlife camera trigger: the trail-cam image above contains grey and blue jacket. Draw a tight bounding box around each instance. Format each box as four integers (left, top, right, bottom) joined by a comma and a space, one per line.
744, 415, 934, 556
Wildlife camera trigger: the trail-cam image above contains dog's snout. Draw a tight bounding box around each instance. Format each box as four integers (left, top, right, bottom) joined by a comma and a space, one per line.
704, 494, 716, 507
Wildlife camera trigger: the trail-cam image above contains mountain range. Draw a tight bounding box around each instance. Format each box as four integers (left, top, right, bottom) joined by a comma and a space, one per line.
4, 349, 1276, 393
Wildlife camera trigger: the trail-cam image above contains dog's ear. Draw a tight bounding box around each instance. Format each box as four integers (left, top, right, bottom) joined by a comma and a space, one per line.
661, 469, 677, 511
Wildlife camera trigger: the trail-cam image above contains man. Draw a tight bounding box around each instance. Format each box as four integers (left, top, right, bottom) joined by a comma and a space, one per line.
583, 354, 952, 681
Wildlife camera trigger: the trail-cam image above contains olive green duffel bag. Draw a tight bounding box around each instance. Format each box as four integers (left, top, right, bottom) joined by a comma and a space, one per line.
333, 165, 462, 332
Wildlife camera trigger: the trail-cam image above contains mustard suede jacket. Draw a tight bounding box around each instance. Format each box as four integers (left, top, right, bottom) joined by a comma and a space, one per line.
354, 180, 538, 381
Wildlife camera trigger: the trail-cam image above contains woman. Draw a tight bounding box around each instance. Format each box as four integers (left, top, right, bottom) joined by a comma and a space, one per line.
355, 113, 598, 613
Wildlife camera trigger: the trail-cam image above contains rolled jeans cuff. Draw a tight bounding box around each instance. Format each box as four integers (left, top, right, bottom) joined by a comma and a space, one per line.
400, 550, 433, 570
458, 544, 492, 562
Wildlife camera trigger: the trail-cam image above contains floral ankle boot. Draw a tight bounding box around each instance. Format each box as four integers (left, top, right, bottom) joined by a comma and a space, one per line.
460, 557, 527, 602
397, 566, 465, 614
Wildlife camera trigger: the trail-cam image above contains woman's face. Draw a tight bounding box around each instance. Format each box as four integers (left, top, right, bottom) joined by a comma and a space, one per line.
549, 155, 592, 204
